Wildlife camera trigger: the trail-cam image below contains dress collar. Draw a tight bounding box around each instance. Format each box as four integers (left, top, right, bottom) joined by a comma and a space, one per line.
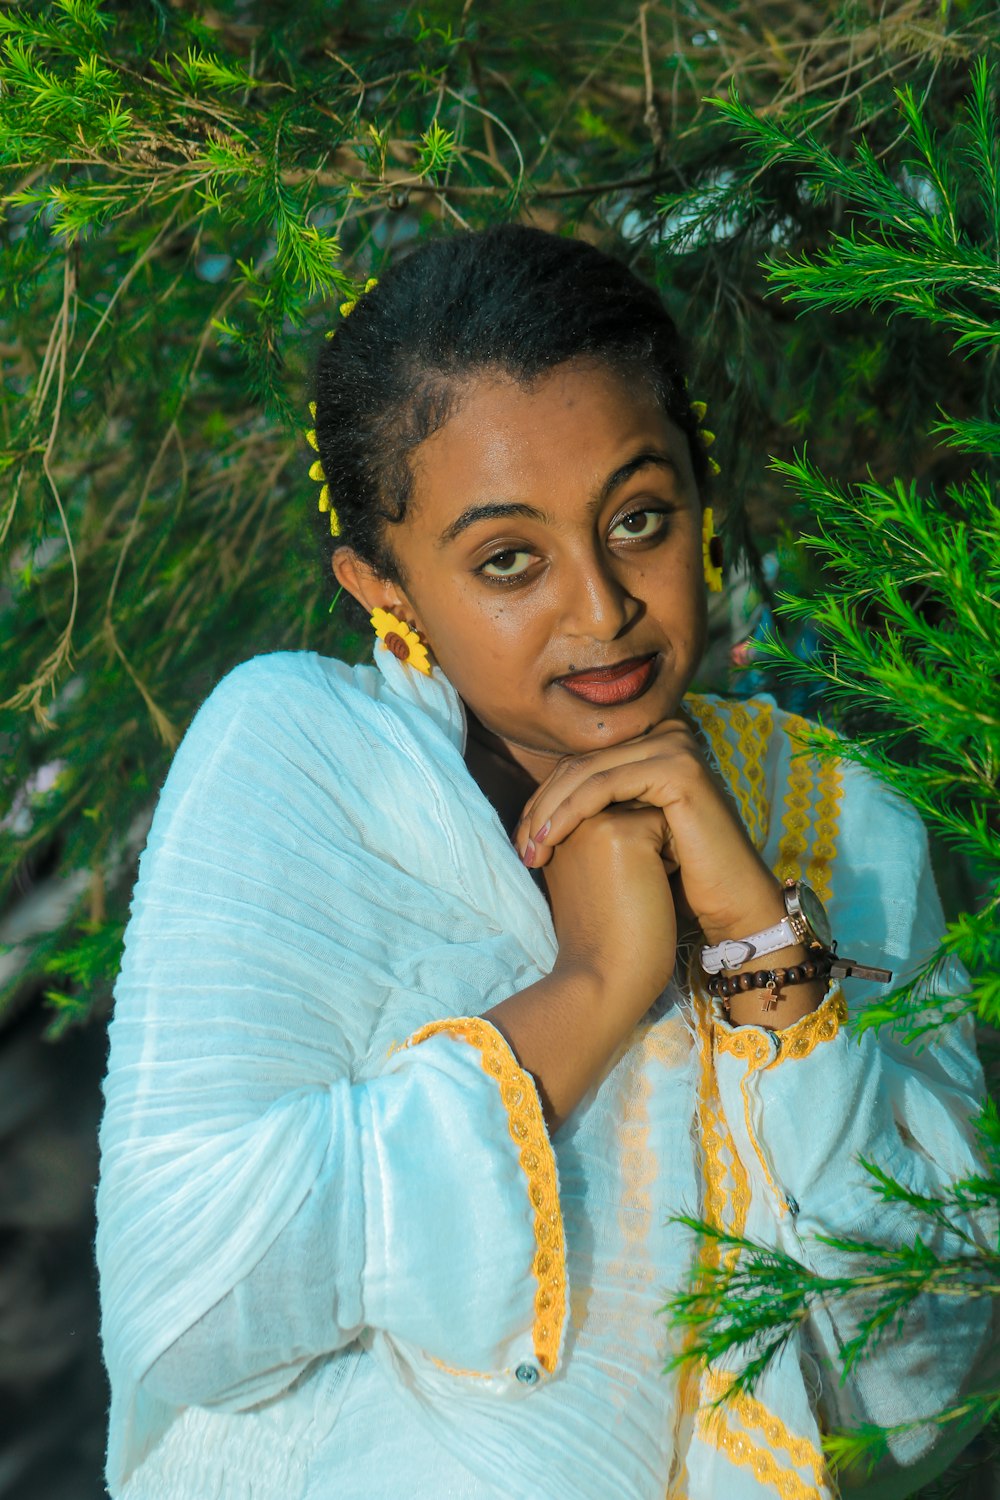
370, 640, 468, 756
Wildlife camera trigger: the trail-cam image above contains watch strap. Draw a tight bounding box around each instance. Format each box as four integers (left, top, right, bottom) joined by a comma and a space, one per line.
701, 916, 800, 975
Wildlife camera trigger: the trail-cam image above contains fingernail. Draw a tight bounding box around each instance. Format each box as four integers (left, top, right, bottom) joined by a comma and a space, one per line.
535, 820, 550, 843
522, 838, 536, 868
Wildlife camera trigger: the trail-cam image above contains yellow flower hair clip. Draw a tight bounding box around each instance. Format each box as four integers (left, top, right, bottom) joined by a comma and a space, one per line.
690, 399, 721, 477
306, 400, 341, 538
339, 276, 379, 320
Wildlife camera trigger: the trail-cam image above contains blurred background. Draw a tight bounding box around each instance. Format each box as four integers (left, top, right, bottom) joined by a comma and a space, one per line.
1, 1, 997, 1494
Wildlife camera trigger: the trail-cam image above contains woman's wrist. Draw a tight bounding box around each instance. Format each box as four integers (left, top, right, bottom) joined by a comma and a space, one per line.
485, 962, 659, 1130
697, 872, 829, 1029
719, 942, 830, 1029
697, 870, 787, 948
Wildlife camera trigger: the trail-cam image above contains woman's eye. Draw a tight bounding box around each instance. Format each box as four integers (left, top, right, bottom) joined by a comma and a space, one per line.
609, 509, 668, 541
478, 549, 533, 579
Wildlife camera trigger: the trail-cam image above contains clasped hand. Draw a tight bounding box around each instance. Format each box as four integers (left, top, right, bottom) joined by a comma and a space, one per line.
514, 717, 785, 947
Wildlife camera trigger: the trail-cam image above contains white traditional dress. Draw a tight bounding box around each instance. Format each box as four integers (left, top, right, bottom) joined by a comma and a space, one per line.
96, 646, 991, 1500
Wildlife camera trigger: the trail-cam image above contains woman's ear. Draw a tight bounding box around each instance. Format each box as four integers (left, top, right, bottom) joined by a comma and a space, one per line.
331, 547, 416, 623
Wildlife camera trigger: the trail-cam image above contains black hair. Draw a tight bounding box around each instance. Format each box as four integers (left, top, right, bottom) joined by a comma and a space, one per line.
311, 224, 706, 620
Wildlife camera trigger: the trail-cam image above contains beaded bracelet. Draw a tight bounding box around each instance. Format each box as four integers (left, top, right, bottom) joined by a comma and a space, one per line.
707, 949, 834, 1010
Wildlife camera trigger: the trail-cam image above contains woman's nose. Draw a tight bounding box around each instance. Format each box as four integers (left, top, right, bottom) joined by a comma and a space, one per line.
562, 553, 640, 641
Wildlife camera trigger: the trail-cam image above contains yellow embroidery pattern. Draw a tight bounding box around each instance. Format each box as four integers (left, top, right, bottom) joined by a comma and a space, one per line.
687, 694, 740, 811
666, 1361, 696, 1500
714, 1026, 772, 1066
699, 1369, 832, 1498
404, 1016, 566, 1375
774, 715, 844, 905
805, 751, 842, 907
702, 1370, 828, 1486
599, 1014, 673, 1419
775, 987, 847, 1064
713, 988, 846, 1069
668, 987, 751, 1498
697, 1407, 829, 1499
727, 698, 774, 849
710, 987, 847, 1213
775, 717, 814, 883
685, 695, 773, 852
691, 981, 751, 1244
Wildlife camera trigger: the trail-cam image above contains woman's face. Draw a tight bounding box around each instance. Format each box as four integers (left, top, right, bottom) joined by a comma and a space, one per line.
336, 359, 708, 782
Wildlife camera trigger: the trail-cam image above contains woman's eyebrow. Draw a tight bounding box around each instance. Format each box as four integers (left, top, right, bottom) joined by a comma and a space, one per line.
600, 448, 676, 502
435, 449, 676, 547
436, 500, 544, 547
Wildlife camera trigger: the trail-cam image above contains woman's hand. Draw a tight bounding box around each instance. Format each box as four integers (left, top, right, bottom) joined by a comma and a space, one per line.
540, 803, 679, 1003
486, 803, 678, 1127
515, 718, 786, 946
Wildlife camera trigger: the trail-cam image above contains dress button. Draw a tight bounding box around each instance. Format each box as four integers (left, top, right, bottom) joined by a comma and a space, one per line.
515, 1363, 539, 1386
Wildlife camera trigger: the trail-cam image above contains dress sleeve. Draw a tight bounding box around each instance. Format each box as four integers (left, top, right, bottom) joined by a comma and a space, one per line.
140, 1017, 565, 1412
96, 653, 567, 1488
707, 746, 993, 1491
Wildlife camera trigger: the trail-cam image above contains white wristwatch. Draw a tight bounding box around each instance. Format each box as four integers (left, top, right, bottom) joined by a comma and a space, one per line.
700, 880, 833, 975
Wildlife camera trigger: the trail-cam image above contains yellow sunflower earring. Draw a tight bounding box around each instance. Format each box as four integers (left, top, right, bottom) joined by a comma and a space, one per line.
370, 607, 433, 675
688, 395, 724, 591
702, 507, 725, 592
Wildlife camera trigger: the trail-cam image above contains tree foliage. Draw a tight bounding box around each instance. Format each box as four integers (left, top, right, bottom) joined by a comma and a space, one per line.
1, 1, 998, 1491
656, 54, 1000, 1488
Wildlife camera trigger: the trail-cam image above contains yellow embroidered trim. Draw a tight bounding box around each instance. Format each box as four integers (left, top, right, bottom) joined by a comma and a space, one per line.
686, 695, 772, 853
728, 698, 774, 850
805, 750, 842, 907
699, 1369, 832, 1497
667, 996, 728, 1500
774, 714, 843, 908
774, 987, 847, 1064
714, 1026, 772, 1066
697, 1403, 828, 1499
404, 1016, 566, 1375
702, 1370, 829, 1490
775, 717, 814, 883
695, 988, 731, 1237
666, 1360, 698, 1499
689, 696, 739, 811
692, 983, 751, 1244
714, 988, 846, 1069
695, 975, 782, 1204
710, 989, 847, 1209
670, 986, 754, 1496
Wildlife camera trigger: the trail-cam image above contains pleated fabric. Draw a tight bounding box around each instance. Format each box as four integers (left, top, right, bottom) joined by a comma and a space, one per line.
97, 647, 991, 1500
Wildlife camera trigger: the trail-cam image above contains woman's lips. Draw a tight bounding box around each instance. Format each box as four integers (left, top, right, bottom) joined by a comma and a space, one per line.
556, 653, 658, 706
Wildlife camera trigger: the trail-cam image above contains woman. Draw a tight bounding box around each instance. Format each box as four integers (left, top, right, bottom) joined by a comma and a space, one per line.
97, 225, 990, 1500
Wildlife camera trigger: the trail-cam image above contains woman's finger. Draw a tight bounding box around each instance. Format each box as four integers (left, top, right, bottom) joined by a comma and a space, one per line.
524, 765, 673, 868
515, 719, 696, 859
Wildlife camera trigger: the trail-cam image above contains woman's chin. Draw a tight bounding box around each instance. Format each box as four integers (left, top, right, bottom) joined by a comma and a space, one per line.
548, 680, 685, 748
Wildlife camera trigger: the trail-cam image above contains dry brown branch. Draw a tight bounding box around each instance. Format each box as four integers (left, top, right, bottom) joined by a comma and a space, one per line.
3, 255, 79, 724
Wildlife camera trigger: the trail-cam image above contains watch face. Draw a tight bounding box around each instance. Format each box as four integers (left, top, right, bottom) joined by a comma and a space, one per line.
798, 883, 832, 947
